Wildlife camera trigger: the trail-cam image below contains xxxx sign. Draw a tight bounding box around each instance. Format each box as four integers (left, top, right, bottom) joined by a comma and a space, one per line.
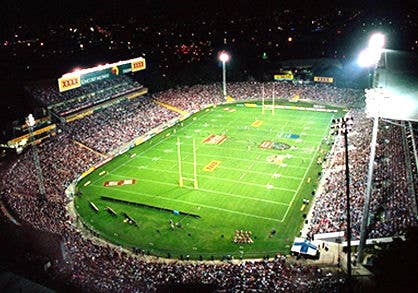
131, 59, 146, 72
58, 76, 81, 92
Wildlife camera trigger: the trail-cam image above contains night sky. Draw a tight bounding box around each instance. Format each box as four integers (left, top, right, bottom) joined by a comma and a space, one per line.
1, 0, 417, 134
3, 0, 416, 25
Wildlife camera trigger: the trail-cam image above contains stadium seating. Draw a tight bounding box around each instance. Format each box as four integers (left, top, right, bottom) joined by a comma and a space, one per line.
27, 76, 143, 116
1, 82, 416, 292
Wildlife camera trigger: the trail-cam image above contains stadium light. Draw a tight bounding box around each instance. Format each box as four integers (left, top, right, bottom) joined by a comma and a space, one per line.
357, 33, 385, 68
357, 49, 381, 68
368, 32, 385, 50
26, 114, 46, 202
219, 51, 230, 63
357, 33, 387, 265
27, 113, 35, 127
218, 51, 230, 99
331, 117, 354, 284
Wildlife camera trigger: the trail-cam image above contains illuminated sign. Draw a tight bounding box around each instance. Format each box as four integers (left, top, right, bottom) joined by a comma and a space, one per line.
58, 76, 81, 92
274, 72, 294, 81
131, 59, 146, 72
111, 66, 119, 75
58, 57, 146, 92
314, 76, 334, 83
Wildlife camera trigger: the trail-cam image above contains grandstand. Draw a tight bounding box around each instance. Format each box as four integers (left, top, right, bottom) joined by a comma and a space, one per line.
1, 62, 417, 291
25, 58, 148, 124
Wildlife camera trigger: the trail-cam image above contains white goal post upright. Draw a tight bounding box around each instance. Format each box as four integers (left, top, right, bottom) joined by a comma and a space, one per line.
177, 137, 198, 189
177, 137, 184, 187
261, 84, 276, 116
192, 139, 198, 189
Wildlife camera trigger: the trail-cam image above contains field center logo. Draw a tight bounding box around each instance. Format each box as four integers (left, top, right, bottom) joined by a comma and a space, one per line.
266, 155, 286, 165
259, 140, 291, 150
202, 134, 227, 145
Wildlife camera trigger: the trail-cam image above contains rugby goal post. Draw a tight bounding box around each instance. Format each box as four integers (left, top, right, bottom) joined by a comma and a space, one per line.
261, 84, 275, 116
177, 137, 198, 189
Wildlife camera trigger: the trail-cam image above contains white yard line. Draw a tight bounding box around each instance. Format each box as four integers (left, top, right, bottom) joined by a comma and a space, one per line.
89, 108, 332, 225
105, 172, 291, 206
179, 135, 322, 157
130, 164, 297, 193
93, 185, 282, 222
108, 111, 212, 175
279, 116, 334, 223
138, 153, 307, 173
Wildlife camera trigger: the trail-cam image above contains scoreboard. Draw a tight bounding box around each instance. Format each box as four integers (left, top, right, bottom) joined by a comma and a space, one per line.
58, 57, 146, 92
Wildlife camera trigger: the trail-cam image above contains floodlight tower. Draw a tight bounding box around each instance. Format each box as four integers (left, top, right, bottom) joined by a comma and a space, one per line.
219, 51, 230, 100
331, 117, 354, 282
356, 33, 385, 264
26, 114, 46, 201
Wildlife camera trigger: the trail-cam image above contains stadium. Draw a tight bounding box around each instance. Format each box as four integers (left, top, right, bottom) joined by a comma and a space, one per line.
1, 1, 418, 292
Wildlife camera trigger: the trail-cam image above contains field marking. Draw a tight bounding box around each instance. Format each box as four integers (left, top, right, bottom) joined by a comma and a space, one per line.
83, 108, 336, 230
193, 113, 330, 140
279, 116, 334, 223
228, 130, 328, 141
203, 111, 331, 148
92, 184, 282, 222
124, 163, 297, 193
126, 157, 303, 181
153, 156, 302, 179
177, 135, 323, 158
226, 126, 328, 139
106, 111, 213, 175
139, 152, 307, 174
202, 134, 319, 150
106, 171, 291, 206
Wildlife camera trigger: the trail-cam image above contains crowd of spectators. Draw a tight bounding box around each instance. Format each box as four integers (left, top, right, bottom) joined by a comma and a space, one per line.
1, 134, 101, 201
66, 96, 179, 154
1, 186, 345, 292
1, 156, 344, 292
58, 81, 363, 155
367, 121, 418, 238
307, 111, 418, 240
26, 76, 143, 116
0, 81, 416, 291
154, 81, 365, 112
405, 122, 418, 206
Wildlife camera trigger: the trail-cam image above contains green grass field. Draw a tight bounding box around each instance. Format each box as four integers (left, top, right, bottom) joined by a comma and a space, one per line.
75, 101, 341, 259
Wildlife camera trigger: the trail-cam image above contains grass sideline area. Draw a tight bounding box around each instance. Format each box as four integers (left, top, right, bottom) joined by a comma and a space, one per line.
75, 101, 342, 259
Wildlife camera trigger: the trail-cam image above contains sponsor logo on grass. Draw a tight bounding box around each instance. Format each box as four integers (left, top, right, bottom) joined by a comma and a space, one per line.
285, 133, 300, 139
104, 179, 137, 187
202, 134, 227, 145
224, 107, 236, 112
203, 160, 221, 172
251, 120, 263, 127
259, 140, 273, 149
266, 155, 286, 165
259, 140, 291, 150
